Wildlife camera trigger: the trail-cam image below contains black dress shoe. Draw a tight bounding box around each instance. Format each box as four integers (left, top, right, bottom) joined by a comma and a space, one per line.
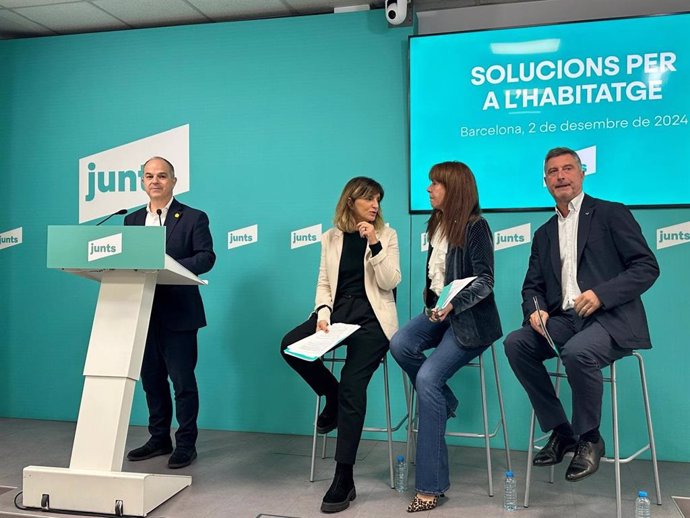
126, 440, 173, 461
566, 438, 605, 482
168, 447, 197, 469
317, 406, 338, 434
533, 431, 577, 466
320, 474, 356, 513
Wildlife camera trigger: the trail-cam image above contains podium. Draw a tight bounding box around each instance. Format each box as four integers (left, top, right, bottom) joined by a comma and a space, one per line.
23, 226, 206, 517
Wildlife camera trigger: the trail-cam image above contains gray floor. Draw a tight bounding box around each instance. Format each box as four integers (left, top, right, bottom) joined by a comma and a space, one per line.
0, 418, 686, 518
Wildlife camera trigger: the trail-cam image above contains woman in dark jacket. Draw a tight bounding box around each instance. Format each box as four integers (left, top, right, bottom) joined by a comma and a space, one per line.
390, 161, 502, 512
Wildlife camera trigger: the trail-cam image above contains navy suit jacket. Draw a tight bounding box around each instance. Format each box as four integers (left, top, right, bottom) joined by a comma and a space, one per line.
125, 198, 215, 331
522, 194, 659, 349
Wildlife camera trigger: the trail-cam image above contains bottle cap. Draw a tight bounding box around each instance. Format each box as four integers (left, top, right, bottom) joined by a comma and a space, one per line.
638, 490, 648, 497
506, 470, 514, 477
397, 455, 405, 462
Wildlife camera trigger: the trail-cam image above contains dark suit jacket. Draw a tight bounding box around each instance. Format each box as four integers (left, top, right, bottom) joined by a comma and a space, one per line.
432, 217, 503, 349
125, 198, 216, 332
522, 194, 659, 349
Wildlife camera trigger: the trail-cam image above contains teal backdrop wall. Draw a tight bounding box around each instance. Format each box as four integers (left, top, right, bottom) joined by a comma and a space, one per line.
1, 9, 688, 464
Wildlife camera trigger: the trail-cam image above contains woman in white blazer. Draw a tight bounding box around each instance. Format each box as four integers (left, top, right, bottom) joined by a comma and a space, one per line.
281, 177, 401, 514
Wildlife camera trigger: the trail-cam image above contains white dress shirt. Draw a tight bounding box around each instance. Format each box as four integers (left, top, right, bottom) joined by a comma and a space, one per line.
428, 231, 448, 296
558, 191, 584, 310
144, 197, 174, 227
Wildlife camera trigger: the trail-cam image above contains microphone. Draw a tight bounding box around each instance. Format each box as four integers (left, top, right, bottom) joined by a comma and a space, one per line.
156, 208, 163, 226
95, 208, 127, 226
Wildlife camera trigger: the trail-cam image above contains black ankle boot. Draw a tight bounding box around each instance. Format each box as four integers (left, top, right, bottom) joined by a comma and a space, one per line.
320, 464, 356, 513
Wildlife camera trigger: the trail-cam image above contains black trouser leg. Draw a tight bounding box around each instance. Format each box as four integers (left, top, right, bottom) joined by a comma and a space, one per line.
141, 320, 199, 449
280, 314, 339, 397
141, 322, 173, 446
334, 325, 389, 465
559, 321, 627, 435
504, 314, 577, 433
162, 328, 199, 449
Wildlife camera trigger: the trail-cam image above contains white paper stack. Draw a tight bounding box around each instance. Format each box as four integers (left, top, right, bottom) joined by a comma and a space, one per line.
284, 323, 361, 361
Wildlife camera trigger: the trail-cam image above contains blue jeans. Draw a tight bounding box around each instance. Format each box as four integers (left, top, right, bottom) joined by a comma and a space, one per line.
390, 312, 487, 495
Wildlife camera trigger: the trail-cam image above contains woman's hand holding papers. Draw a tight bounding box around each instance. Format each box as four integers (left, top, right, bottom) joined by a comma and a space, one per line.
429, 302, 453, 323
317, 320, 330, 333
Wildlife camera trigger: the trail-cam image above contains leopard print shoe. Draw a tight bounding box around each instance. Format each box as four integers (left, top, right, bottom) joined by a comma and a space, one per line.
406, 494, 438, 513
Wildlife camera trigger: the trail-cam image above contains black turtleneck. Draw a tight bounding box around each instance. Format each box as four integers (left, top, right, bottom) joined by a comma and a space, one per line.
336, 232, 382, 298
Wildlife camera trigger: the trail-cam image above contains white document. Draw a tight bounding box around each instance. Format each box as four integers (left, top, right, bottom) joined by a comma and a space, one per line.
533, 296, 558, 354
434, 276, 477, 310
284, 323, 361, 362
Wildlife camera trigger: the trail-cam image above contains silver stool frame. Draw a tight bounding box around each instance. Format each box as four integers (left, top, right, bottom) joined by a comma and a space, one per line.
524, 352, 662, 518
309, 352, 407, 488
405, 344, 512, 496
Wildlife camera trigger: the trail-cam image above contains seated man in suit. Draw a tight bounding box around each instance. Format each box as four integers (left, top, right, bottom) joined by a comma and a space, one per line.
504, 147, 659, 481
125, 156, 215, 469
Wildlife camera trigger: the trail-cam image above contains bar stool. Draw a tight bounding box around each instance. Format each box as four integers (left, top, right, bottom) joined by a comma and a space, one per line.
524, 352, 662, 518
310, 352, 408, 488
406, 344, 512, 496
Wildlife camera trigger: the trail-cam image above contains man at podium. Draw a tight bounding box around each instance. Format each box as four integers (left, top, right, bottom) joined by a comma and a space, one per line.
124, 156, 215, 469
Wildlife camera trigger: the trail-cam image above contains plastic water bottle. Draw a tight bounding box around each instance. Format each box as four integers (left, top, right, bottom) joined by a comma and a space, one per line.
395, 455, 408, 493
635, 490, 651, 518
503, 470, 517, 511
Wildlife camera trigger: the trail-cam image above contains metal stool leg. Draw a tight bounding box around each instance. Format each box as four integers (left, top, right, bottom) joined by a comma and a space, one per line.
491, 344, 512, 472
548, 360, 563, 484
383, 356, 395, 488
310, 395, 322, 482
321, 433, 328, 458
524, 409, 536, 508
478, 353, 494, 496
635, 352, 662, 505
310, 351, 337, 480
610, 361, 622, 518
406, 388, 417, 464
320, 352, 338, 462
402, 372, 413, 463
524, 358, 563, 506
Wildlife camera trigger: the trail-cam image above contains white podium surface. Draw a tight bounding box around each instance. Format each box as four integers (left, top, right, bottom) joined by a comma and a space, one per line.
23, 252, 205, 517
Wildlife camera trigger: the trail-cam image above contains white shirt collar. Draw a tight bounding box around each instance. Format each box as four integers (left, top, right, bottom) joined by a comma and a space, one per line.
147, 196, 174, 215
556, 191, 585, 220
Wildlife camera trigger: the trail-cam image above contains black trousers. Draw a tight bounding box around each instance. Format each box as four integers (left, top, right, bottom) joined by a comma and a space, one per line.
280, 296, 389, 465
141, 316, 199, 450
504, 310, 627, 435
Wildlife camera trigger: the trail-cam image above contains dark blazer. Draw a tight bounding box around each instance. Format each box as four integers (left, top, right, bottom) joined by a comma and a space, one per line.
125, 198, 216, 331
522, 194, 659, 349
443, 217, 503, 349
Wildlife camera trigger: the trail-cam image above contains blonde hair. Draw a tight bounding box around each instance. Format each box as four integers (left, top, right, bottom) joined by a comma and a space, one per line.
333, 177, 385, 232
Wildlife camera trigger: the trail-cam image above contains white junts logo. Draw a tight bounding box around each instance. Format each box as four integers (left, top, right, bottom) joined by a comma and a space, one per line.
78, 125, 190, 224
494, 223, 531, 251
88, 233, 123, 262
291, 224, 322, 250
0, 227, 22, 251
228, 224, 258, 250
656, 220, 690, 250
576, 145, 597, 176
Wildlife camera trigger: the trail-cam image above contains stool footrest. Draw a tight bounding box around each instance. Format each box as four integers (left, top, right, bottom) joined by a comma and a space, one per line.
601, 444, 650, 464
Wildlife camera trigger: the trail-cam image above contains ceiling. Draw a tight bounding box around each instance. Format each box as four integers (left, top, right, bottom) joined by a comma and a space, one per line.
0, 0, 531, 40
